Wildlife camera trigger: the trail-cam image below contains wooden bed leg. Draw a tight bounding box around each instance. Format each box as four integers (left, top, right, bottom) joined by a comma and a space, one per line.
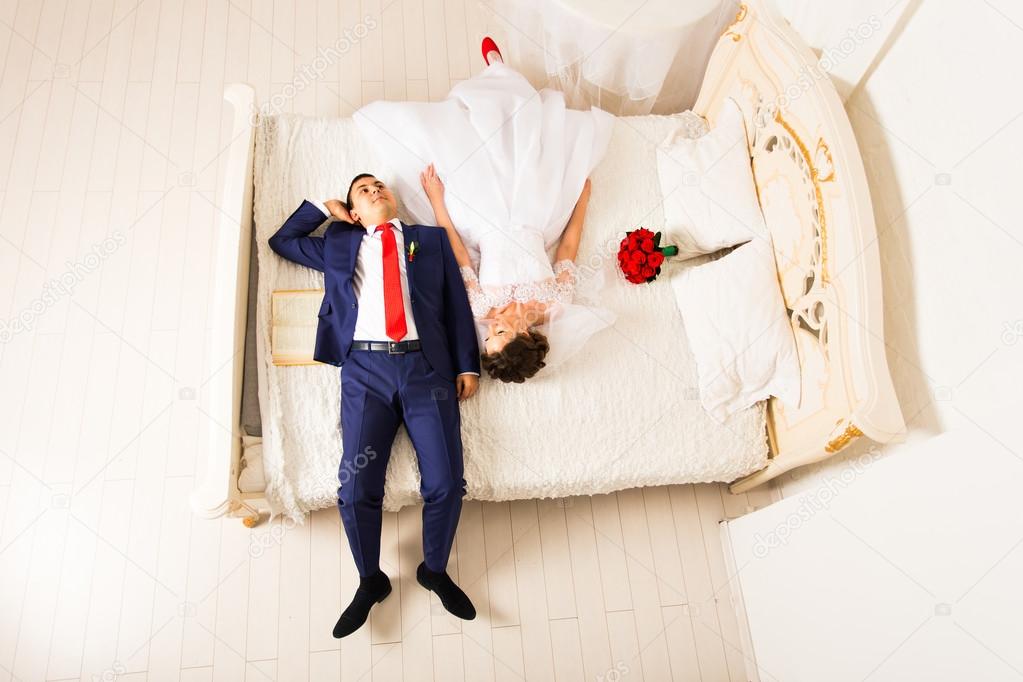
729, 463, 790, 495
228, 499, 263, 527
730, 421, 868, 494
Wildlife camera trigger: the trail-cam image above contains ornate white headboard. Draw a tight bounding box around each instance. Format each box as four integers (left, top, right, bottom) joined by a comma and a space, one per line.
693, 1, 906, 491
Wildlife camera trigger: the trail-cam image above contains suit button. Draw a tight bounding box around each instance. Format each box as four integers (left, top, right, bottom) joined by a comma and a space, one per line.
351, 303, 357, 308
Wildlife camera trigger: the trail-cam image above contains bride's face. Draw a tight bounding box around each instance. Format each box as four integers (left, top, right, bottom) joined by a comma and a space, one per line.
484, 321, 520, 354
484, 304, 531, 354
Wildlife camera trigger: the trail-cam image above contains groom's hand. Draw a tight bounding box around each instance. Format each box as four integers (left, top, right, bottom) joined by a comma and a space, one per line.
456, 374, 478, 401
324, 199, 353, 223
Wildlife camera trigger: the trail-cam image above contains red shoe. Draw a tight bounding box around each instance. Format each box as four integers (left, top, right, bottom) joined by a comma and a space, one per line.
481, 36, 503, 66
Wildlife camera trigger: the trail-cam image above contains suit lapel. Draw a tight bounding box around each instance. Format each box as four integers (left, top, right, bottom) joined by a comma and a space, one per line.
402, 222, 417, 303
347, 225, 363, 274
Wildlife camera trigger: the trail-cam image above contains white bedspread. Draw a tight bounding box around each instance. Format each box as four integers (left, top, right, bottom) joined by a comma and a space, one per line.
252, 111, 768, 523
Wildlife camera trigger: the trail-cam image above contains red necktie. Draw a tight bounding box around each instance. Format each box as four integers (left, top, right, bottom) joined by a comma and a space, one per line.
374, 222, 408, 342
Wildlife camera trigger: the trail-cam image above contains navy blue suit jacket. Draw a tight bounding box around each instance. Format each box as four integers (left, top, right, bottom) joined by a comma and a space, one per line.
268, 200, 481, 381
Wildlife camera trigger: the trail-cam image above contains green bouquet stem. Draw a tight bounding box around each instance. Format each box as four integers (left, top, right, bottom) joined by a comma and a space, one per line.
660, 245, 678, 257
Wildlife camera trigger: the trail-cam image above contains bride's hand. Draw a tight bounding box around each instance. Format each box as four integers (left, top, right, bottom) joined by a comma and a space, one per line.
419, 163, 445, 203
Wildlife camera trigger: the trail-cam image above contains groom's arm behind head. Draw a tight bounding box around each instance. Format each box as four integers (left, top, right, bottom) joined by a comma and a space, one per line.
268, 200, 329, 272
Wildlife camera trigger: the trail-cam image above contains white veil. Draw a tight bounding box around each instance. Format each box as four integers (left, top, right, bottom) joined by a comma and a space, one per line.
540, 251, 617, 371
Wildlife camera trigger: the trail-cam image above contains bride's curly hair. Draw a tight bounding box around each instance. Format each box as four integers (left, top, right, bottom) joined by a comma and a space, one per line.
481, 330, 550, 383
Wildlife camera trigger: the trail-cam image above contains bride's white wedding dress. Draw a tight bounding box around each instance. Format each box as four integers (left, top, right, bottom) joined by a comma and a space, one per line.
353, 61, 617, 370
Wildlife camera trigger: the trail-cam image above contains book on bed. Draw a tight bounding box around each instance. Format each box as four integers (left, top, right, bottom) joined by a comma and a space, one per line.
270, 289, 322, 366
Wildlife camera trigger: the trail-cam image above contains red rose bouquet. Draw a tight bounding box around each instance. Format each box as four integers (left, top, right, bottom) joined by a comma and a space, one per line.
617, 228, 679, 284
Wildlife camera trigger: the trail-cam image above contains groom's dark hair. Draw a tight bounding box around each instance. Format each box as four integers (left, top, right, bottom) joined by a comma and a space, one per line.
345, 173, 376, 213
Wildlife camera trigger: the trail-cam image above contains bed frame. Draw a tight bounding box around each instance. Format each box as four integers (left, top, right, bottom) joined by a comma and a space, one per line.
695, 1, 905, 492
190, 0, 905, 523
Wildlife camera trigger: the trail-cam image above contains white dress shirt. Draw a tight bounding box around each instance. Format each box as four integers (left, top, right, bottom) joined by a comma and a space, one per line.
309, 200, 478, 377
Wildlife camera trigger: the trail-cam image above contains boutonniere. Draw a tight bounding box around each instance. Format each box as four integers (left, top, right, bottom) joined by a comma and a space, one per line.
407, 240, 419, 262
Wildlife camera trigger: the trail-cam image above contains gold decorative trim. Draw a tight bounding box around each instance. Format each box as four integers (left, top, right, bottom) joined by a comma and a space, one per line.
815, 138, 835, 182
773, 110, 831, 282
723, 3, 748, 42
825, 423, 863, 453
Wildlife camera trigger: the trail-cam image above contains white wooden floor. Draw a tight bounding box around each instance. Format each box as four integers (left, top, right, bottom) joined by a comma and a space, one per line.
0, 0, 778, 680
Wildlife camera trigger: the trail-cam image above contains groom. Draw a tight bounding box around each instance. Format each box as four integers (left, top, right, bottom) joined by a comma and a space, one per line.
268, 173, 481, 638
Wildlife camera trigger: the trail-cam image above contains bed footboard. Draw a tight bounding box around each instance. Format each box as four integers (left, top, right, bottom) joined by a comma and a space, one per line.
190, 84, 264, 525
692, 1, 907, 493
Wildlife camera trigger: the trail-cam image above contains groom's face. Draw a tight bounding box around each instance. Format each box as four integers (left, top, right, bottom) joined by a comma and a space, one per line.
348, 175, 397, 226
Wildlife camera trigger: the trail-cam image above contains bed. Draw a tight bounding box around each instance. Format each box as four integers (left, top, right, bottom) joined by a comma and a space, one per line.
191, 0, 906, 525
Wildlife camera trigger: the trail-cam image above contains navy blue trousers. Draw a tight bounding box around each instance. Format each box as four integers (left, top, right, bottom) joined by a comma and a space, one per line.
337, 348, 466, 577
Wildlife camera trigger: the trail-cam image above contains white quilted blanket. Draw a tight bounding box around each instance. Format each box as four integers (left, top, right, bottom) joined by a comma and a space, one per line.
252, 111, 768, 523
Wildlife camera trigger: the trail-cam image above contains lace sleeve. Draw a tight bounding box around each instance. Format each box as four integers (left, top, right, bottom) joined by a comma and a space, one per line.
459, 265, 491, 318
552, 259, 577, 303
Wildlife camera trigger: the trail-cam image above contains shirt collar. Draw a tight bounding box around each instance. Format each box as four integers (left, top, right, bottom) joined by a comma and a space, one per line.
364, 217, 402, 236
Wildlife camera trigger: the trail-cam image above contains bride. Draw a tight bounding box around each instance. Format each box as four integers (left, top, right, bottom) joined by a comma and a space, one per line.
348, 38, 617, 382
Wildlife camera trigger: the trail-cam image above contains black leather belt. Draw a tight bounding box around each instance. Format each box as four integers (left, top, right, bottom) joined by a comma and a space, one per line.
351, 339, 422, 354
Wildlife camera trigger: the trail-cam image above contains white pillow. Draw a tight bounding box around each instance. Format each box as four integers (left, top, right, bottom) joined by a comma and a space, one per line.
671, 239, 801, 423
656, 97, 769, 257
